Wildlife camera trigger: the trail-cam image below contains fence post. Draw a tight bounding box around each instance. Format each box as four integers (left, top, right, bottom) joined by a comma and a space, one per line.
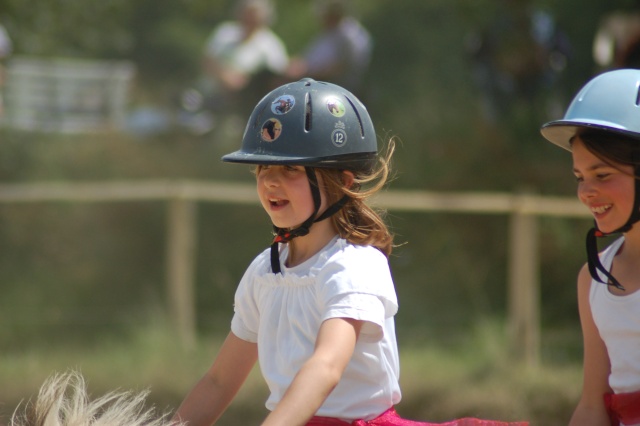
166, 196, 197, 350
507, 193, 540, 367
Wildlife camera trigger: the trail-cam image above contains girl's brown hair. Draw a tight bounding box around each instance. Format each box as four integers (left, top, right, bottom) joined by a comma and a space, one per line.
316, 138, 396, 257
576, 129, 640, 172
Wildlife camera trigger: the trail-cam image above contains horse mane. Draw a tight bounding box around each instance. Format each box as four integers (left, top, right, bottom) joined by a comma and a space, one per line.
11, 371, 181, 426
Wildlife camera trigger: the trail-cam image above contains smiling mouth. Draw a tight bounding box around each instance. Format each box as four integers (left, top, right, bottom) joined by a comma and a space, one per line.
591, 204, 611, 215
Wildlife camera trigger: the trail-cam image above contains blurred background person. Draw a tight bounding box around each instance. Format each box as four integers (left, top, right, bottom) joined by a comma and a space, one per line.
180, 0, 288, 134
0, 20, 12, 118
202, 0, 288, 112
593, 8, 640, 70
286, 0, 372, 97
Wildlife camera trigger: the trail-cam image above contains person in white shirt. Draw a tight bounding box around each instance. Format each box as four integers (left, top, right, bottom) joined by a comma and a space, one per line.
541, 69, 640, 426
201, 0, 288, 115
172, 78, 528, 426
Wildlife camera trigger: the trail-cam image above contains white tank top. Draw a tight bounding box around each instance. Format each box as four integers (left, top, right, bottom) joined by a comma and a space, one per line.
589, 237, 640, 394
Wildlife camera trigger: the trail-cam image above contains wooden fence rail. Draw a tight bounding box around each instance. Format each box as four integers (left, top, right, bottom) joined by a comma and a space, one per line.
0, 180, 590, 363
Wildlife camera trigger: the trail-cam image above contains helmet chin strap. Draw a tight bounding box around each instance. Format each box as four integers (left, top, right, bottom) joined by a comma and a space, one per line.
269, 167, 349, 274
586, 158, 640, 291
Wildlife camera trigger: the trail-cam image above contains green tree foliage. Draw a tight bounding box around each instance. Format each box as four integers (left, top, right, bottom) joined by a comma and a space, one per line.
0, 0, 636, 349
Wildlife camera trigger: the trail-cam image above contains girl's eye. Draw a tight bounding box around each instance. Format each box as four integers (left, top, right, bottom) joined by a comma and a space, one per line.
596, 173, 610, 180
574, 176, 583, 183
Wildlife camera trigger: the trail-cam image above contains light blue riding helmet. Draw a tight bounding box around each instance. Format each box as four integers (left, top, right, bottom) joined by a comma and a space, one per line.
540, 68, 640, 150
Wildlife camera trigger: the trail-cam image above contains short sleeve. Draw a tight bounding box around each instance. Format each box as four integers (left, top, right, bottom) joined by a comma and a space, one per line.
318, 244, 398, 343
230, 251, 268, 343
323, 292, 387, 342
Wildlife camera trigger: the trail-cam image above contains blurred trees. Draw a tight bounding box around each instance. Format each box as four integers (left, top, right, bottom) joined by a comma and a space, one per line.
0, 0, 637, 351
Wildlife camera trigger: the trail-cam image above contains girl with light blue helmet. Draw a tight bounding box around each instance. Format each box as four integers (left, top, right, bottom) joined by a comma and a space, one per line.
541, 69, 640, 426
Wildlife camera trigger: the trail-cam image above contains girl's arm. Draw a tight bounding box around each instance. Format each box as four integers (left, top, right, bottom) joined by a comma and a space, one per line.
568, 265, 612, 426
172, 331, 258, 426
261, 317, 363, 426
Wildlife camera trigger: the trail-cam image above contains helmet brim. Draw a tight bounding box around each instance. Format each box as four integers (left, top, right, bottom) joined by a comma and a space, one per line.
222, 150, 312, 165
222, 150, 378, 173
541, 119, 633, 151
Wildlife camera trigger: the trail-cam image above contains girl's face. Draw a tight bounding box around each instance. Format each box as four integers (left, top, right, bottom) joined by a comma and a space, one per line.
572, 137, 636, 233
256, 165, 325, 229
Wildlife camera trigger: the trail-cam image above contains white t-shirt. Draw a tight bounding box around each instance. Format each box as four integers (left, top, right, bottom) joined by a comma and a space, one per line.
204, 21, 288, 76
590, 236, 640, 398
231, 237, 401, 421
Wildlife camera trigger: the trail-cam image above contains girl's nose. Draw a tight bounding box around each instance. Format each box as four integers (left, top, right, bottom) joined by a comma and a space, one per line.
578, 180, 597, 201
261, 168, 280, 186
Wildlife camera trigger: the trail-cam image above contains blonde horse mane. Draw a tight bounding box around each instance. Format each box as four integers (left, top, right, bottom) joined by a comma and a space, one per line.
11, 371, 181, 426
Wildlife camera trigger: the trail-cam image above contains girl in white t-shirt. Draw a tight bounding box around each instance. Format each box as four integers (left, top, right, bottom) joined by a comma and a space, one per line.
172, 78, 528, 426
541, 69, 640, 426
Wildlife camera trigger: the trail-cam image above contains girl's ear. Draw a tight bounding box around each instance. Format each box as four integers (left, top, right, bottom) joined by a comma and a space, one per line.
342, 170, 355, 189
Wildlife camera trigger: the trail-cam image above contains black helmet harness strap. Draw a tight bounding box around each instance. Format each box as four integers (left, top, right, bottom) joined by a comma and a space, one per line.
269, 167, 349, 274
585, 151, 640, 291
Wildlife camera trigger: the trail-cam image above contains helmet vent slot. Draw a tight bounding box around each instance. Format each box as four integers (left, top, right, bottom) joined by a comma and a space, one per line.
305, 93, 312, 132
345, 96, 365, 138
253, 103, 269, 129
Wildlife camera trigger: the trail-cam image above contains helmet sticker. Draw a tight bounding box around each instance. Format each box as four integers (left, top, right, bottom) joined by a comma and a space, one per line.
271, 95, 295, 115
331, 121, 347, 147
261, 118, 282, 142
326, 97, 346, 117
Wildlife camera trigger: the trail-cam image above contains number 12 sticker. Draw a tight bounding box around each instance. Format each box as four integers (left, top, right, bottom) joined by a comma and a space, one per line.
331, 129, 347, 147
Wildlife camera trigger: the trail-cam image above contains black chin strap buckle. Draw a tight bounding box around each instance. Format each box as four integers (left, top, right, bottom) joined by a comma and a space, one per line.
270, 226, 311, 274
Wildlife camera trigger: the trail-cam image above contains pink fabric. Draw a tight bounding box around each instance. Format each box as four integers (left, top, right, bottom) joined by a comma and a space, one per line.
307, 408, 529, 426
604, 390, 640, 426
